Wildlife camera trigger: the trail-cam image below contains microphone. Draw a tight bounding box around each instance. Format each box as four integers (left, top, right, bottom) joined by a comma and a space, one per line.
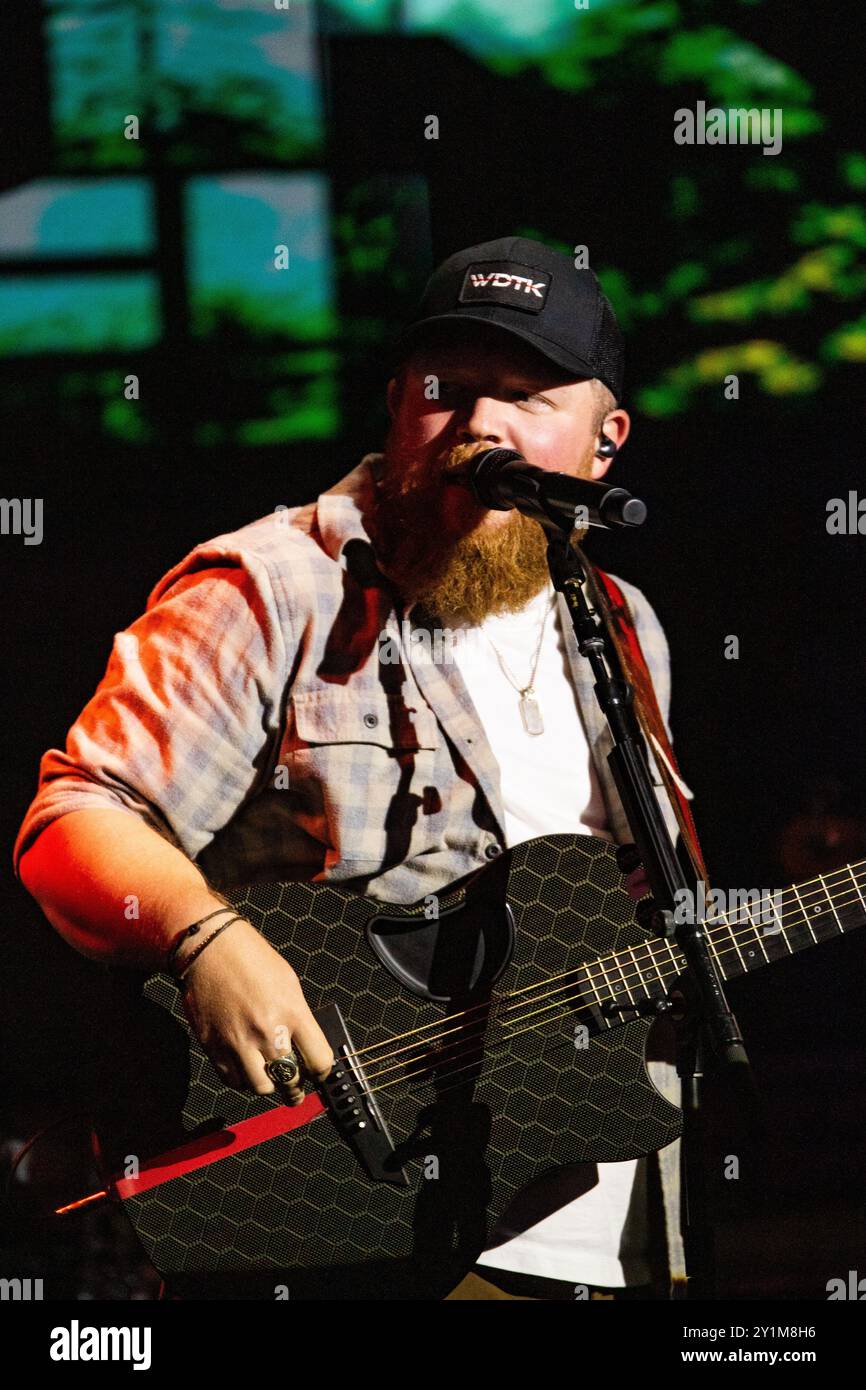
446, 447, 647, 530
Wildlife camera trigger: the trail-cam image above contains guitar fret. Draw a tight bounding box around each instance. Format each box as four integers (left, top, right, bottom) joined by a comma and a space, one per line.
718, 909, 747, 975
632, 940, 665, 996
583, 958, 605, 1011
703, 914, 730, 975
703, 921, 725, 973
660, 935, 682, 989
832, 884, 866, 934
646, 939, 667, 995
622, 937, 683, 1007
796, 883, 819, 943
786, 885, 811, 950
593, 949, 617, 1008
740, 896, 769, 969
832, 877, 864, 933
609, 948, 635, 1006
751, 891, 773, 964
795, 881, 845, 946
757, 888, 792, 962
819, 873, 843, 933
849, 865, 866, 916
745, 901, 763, 964
622, 945, 652, 1003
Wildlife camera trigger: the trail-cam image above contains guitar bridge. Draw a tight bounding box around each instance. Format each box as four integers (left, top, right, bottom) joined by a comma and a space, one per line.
313, 1002, 409, 1187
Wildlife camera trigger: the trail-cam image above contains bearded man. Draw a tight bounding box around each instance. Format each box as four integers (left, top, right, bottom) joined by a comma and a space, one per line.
15, 237, 690, 1301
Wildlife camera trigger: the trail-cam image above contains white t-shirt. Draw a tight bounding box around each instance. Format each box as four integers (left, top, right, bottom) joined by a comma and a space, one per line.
449, 580, 652, 1288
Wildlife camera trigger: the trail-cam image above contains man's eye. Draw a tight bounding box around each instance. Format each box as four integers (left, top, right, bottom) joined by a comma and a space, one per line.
434, 382, 550, 406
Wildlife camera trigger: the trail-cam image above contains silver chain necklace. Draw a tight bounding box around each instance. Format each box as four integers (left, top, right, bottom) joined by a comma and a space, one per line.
483, 591, 555, 736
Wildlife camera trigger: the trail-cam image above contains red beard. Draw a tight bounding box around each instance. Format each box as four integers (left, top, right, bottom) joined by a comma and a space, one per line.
368, 440, 573, 627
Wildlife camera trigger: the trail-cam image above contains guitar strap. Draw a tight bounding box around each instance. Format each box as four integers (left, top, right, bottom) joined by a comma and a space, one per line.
582, 558, 709, 886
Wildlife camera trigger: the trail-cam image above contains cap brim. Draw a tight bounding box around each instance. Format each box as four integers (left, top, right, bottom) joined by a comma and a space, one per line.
392, 312, 598, 383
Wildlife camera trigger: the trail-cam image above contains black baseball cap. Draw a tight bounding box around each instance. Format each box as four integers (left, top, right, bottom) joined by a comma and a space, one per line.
392, 236, 624, 402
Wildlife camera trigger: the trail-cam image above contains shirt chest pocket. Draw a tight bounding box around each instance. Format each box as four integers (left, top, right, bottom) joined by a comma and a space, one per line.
285, 691, 440, 868
291, 690, 439, 751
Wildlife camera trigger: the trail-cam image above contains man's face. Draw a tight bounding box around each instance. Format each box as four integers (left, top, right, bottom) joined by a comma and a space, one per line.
386, 325, 626, 525
371, 324, 629, 625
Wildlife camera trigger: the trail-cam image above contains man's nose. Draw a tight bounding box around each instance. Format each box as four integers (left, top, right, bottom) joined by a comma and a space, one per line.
456, 396, 509, 444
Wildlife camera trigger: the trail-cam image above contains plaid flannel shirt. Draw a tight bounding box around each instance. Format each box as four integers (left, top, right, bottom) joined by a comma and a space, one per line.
13, 453, 692, 1294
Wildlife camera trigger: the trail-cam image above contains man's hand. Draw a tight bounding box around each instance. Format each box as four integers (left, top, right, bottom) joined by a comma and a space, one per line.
178, 918, 334, 1106
17, 810, 334, 1104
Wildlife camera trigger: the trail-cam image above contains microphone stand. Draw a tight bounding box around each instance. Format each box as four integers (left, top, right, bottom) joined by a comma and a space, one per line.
541, 521, 756, 1301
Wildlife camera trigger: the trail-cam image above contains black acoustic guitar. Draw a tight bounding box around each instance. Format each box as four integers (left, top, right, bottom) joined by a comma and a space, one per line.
83, 833, 866, 1300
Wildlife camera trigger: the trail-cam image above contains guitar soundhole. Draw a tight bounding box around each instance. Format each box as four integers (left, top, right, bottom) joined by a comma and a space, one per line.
366, 896, 515, 1003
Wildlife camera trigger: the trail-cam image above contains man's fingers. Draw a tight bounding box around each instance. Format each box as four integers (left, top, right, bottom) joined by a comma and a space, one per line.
208, 1052, 248, 1092
203, 1005, 335, 1103
239, 1047, 306, 1105
292, 1014, 335, 1083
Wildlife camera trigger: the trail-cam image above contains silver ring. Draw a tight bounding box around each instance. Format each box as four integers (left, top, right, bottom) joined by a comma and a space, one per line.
265, 1050, 301, 1092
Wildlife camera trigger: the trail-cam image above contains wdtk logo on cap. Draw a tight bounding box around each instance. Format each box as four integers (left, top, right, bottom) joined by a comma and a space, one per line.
459, 262, 552, 314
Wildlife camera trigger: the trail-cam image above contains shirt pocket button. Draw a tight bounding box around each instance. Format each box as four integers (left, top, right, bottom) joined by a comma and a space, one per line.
362, 712, 379, 729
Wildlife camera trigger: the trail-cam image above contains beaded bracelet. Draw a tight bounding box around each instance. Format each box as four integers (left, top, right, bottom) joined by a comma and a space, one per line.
174, 915, 245, 990
164, 907, 238, 973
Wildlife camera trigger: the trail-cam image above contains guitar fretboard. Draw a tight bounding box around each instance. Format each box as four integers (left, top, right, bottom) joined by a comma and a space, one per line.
579, 860, 866, 1019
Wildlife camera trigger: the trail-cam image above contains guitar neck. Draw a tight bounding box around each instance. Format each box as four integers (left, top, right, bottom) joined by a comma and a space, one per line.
594, 859, 866, 1016
702, 861, 866, 983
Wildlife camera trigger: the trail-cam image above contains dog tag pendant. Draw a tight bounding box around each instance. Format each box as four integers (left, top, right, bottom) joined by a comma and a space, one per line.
519, 689, 544, 736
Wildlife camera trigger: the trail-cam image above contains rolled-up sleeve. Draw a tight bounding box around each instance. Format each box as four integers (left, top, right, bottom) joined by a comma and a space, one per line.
13, 545, 290, 876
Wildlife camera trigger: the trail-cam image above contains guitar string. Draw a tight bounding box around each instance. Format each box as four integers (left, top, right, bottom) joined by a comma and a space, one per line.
538, 874, 866, 1018
333, 870, 866, 1082
352, 883, 866, 1095
328, 862, 866, 1075
340, 857, 866, 1065
332, 885, 866, 1109
367, 989, 669, 1106
316, 872, 866, 1100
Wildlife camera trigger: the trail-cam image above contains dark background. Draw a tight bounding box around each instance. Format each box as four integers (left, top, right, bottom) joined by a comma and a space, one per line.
2, 0, 865, 1299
